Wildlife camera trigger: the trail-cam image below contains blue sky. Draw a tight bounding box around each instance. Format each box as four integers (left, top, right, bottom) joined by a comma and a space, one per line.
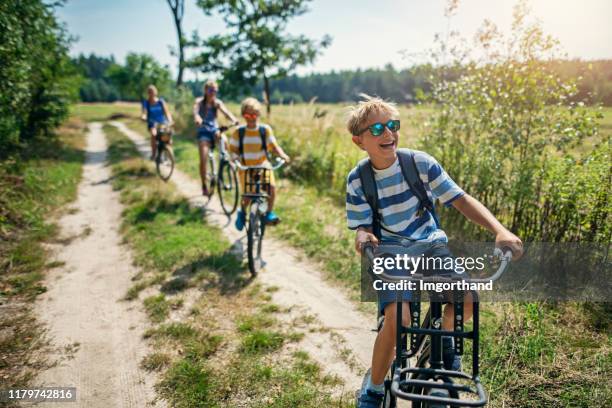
58, 0, 612, 78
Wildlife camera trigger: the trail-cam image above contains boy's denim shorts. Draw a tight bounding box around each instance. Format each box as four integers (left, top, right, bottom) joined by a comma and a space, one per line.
148, 120, 167, 130
376, 241, 462, 315
197, 127, 217, 147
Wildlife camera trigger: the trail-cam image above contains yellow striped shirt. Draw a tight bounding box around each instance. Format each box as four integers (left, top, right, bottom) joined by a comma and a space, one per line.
229, 124, 277, 166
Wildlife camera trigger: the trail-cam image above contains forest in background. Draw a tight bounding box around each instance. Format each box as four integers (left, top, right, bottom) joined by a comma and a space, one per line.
74, 53, 612, 106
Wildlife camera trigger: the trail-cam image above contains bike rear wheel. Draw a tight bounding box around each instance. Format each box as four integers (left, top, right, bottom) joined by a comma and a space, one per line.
246, 202, 265, 276
156, 145, 175, 181
218, 160, 239, 215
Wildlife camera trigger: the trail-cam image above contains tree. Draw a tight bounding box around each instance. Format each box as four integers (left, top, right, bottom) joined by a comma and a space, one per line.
106, 53, 172, 101
166, 0, 186, 87
192, 0, 331, 114
0, 0, 79, 157
418, 0, 606, 243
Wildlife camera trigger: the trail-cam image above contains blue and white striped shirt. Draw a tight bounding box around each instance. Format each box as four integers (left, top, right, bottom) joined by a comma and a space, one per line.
345, 150, 465, 243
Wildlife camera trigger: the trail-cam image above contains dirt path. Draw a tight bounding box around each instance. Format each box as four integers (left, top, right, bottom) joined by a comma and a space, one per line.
32, 123, 164, 408
112, 121, 377, 394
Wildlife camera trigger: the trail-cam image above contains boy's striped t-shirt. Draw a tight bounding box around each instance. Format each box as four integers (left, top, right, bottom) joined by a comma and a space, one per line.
345, 150, 465, 243
229, 124, 277, 166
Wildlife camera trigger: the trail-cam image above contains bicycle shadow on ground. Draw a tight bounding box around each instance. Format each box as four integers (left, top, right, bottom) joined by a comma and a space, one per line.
161, 245, 254, 296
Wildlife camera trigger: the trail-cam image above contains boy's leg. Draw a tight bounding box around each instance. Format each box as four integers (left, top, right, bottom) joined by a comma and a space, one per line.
149, 126, 157, 159
267, 184, 276, 211
370, 302, 410, 385
442, 291, 473, 331
198, 141, 210, 186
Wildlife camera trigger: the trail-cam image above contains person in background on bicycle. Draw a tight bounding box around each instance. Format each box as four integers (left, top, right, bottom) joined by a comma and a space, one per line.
193, 80, 240, 196
346, 94, 523, 408
229, 97, 290, 230
141, 84, 173, 160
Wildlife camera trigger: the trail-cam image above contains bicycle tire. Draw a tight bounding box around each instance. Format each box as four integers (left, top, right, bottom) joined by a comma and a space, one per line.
383, 362, 397, 408
218, 160, 239, 215
205, 152, 216, 197
247, 202, 265, 276
156, 145, 175, 182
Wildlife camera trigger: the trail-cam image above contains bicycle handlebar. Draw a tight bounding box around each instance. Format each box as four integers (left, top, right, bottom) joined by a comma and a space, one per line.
218, 124, 239, 133
362, 243, 512, 284
233, 157, 286, 171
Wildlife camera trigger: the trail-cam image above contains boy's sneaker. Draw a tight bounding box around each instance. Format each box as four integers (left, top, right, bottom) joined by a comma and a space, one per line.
357, 389, 384, 408
235, 210, 246, 231
442, 336, 462, 371
264, 211, 280, 225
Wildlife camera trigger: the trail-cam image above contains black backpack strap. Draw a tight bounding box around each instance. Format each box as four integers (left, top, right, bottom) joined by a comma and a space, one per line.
397, 149, 441, 228
357, 158, 381, 238
259, 125, 271, 161
238, 126, 246, 163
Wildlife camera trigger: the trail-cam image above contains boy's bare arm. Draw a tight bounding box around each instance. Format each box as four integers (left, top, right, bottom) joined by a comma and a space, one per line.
272, 144, 290, 162
217, 101, 239, 125
452, 194, 523, 259
193, 98, 203, 125
162, 100, 173, 124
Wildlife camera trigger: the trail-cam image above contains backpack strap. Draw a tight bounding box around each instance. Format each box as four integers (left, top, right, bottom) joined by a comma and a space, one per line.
396, 149, 440, 228
357, 158, 381, 238
259, 125, 270, 161
238, 126, 246, 163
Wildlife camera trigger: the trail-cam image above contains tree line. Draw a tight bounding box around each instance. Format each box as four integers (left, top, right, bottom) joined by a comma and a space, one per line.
74, 53, 612, 106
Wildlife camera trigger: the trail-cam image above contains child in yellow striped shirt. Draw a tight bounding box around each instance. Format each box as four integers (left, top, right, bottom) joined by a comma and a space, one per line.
229, 97, 290, 230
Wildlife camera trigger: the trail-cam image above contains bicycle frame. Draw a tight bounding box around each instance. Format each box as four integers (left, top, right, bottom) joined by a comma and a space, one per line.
364, 243, 512, 407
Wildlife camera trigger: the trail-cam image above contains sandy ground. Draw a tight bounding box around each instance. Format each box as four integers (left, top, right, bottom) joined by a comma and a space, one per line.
30, 123, 164, 408
111, 121, 380, 396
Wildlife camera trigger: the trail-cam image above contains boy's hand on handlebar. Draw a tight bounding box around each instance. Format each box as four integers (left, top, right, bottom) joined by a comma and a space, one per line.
495, 230, 523, 260
355, 229, 378, 254
280, 153, 290, 163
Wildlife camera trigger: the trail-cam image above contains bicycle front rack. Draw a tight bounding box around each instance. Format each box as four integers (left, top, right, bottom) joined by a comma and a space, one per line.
392, 290, 488, 406
242, 167, 271, 198
392, 367, 487, 407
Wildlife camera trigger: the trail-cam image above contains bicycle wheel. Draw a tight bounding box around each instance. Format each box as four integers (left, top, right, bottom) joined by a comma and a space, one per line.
218, 160, 239, 215
247, 202, 265, 276
205, 152, 216, 197
156, 145, 175, 182
411, 343, 451, 408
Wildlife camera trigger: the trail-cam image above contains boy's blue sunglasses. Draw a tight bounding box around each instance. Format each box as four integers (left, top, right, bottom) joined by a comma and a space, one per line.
357, 119, 400, 136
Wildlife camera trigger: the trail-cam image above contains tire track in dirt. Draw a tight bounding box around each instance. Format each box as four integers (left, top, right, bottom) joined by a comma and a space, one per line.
31, 123, 164, 408
112, 121, 377, 395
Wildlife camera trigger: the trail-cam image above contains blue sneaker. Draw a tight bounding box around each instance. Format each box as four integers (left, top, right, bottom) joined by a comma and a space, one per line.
264, 211, 280, 225
235, 210, 246, 231
357, 389, 384, 408
443, 336, 462, 371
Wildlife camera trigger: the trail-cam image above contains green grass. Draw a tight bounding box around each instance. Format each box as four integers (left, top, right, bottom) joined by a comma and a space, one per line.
71, 102, 140, 122
105, 122, 351, 407
0, 117, 87, 393
143, 294, 171, 323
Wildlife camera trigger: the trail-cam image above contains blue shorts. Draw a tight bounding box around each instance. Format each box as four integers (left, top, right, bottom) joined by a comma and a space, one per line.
148, 120, 167, 130
375, 242, 461, 315
197, 127, 217, 147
